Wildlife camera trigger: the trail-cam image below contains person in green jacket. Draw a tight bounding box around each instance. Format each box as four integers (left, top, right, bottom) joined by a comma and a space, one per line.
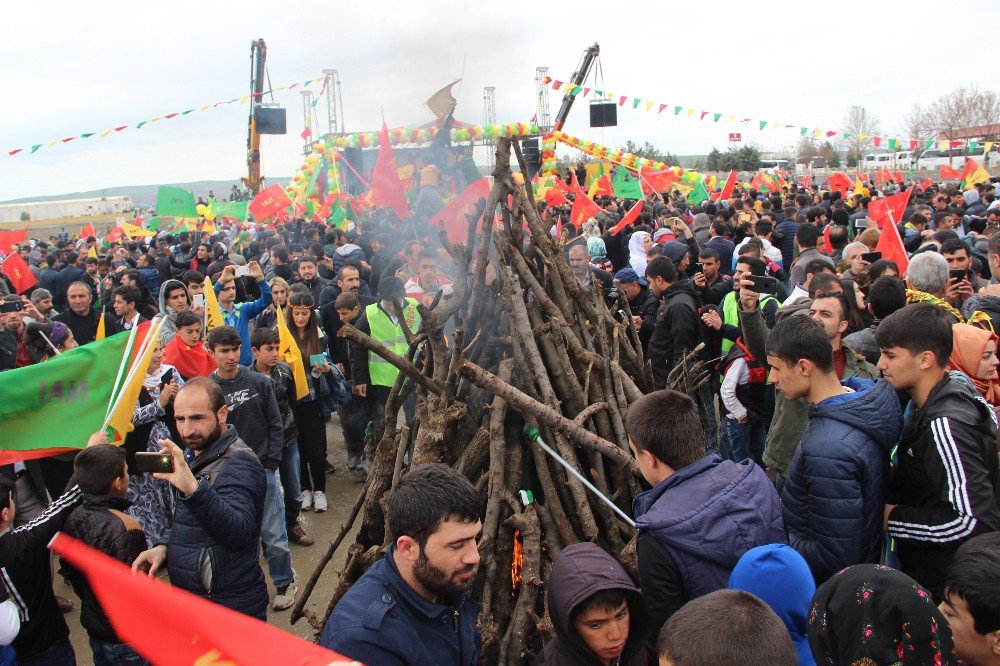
737, 282, 877, 491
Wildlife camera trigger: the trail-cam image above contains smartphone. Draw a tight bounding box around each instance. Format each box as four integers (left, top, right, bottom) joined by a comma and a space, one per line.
950, 268, 971, 283
861, 251, 882, 263
745, 275, 778, 295
135, 452, 174, 474
192, 294, 205, 308
692, 262, 703, 274
309, 353, 328, 367
855, 218, 869, 229
0, 300, 23, 314
234, 265, 250, 277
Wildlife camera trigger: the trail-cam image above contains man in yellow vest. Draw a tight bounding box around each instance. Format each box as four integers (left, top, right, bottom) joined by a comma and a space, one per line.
348, 277, 422, 443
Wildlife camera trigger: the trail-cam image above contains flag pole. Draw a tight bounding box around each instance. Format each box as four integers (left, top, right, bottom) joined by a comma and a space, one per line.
101, 317, 163, 432
104, 319, 141, 418
524, 425, 636, 528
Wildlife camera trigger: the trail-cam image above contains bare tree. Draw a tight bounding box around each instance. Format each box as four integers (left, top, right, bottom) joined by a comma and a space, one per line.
927, 86, 981, 166
796, 136, 820, 161
971, 90, 1000, 143
842, 106, 880, 165
901, 103, 933, 164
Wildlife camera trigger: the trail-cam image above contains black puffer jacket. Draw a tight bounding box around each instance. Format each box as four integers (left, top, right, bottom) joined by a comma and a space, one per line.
61, 494, 147, 642
648, 281, 700, 389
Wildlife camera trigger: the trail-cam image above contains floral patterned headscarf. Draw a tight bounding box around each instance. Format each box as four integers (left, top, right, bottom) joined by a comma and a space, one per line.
807, 565, 956, 666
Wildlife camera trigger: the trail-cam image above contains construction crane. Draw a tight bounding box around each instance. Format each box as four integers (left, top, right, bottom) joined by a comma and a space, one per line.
244, 38, 267, 196
552, 43, 600, 132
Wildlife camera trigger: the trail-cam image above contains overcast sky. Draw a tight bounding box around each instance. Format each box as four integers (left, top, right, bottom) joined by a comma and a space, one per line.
1, 0, 997, 201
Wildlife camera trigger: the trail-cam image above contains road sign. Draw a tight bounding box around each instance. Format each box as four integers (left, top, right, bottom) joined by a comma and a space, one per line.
729, 133, 742, 142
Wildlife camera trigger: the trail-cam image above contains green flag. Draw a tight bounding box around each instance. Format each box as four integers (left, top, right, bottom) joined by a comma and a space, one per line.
329, 206, 347, 229
687, 181, 709, 205
612, 167, 642, 200
156, 186, 197, 218
0, 332, 133, 464
210, 200, 249, 221
146, 216, 160, 232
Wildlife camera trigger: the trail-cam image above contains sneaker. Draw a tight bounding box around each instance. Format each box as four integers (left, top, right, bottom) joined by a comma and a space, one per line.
300, 490, 313, 511
288, 522, 314, 546
325, 460, 336, 475
313, 491, 328, 512
55, 595, 74, 614
272, 583, 297, 611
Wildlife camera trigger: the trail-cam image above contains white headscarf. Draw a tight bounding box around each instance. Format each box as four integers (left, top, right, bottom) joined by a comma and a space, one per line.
628, 231, 651, 276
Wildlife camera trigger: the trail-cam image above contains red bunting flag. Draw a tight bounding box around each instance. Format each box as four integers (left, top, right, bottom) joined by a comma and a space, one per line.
249, 184, 292, 222
370, 121, 410, 219
876, 212, 910, 275
49, 533, 352, 666
544, 187, 568, 208
0, 226, 29, 252
1, 251, 37, 294
869, 189, 911, 229
428, 177, 491, 244
940, 164, 961, 179
608, 201, 644, 236
569, 192, 602, 230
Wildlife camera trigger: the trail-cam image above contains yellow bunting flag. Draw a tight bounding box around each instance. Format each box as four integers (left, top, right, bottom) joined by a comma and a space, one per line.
276, 307, 309, 400
202, 276, 225, 331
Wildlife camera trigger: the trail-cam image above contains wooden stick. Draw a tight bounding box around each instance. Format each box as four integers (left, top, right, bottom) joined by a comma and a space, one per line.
338, 323, 447, 396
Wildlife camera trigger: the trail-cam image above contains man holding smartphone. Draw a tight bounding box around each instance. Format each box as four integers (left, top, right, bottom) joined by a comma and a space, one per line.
941, 238, 982, 311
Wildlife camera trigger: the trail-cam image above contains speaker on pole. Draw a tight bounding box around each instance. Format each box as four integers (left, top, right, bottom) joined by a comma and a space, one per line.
589, 102, 617, 128
254, 107, 287, 135
521, 139, 540, 180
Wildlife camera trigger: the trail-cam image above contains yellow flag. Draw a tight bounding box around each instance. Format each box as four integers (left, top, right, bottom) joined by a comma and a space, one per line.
276, 307, 309, 400
120, 222, 155, 238
854, 177, 865, 195
106, 319, 163, 442
202, 276, 225, 331
966, 165, 991, 188
87, 246, 98, 259
95, 312, 105, 341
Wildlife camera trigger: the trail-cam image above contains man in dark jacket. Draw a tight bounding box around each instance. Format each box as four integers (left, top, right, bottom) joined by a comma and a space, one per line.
627, 390, 785, 650
53, 252, 84, 310
537, 542, 648, 666
61, 444, 147, 665
877, 303, 1000, 599
291, 256, 329, 305
131, 378, 268, 620
321, 463, 481, 665
613, 268, 657, 350
843, 275, 907, 366
765, 315, 903, 583
644, 257, 700, 389
693, 247, 732, 306
53, 282, 101, 346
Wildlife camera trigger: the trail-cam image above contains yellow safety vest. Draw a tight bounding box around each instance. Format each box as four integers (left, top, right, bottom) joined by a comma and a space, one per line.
366, 299, 421, 387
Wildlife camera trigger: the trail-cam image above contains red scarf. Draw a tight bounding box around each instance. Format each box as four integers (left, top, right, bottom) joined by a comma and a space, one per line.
163, 336, 217, 380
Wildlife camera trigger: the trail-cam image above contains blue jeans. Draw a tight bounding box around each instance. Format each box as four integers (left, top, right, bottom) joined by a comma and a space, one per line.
279, 441, 302, 530
262, 470, 294, 590
19, 638, 75, 666
89, 637, 148, 665
725, 416, 767, 467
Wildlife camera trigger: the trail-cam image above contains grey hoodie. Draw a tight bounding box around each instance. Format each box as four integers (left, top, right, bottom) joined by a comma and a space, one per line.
157, 279, 191, 344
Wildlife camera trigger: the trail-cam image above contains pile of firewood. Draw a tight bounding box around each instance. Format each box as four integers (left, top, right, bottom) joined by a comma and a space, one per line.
292, 138, 691, 665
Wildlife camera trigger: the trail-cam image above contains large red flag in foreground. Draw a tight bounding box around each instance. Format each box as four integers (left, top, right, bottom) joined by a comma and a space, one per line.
869, 190, 911, 229
49, 533, 359, 666
639, 169, 679, 195
428, 177, 491, 244
1, 251, 37, 294
608, 201, 644, 236
249, 184, 292, 222
569, 192, 602, 230
370, 121, 409, 220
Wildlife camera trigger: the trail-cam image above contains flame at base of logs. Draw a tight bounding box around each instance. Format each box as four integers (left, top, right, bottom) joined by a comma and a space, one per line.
510, 529, 523, 593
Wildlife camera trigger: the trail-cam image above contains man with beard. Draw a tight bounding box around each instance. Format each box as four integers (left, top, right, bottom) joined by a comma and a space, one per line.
131, 377, 268, 619
321, 463, 482, 665
53, 282, 101, 345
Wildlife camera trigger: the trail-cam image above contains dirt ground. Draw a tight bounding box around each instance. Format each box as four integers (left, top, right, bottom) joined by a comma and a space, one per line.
60, 414, 365, 662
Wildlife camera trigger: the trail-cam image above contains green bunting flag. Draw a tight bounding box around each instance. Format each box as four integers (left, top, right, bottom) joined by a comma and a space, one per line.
0, 332, 134, 464
612, 166, 642, 200
156, 186, 197, 218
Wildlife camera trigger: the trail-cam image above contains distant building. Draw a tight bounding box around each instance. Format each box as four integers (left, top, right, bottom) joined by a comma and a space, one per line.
0, 196, 134, 224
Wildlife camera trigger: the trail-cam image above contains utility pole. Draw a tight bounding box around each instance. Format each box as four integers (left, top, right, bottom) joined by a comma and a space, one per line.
483, 86, 496, 172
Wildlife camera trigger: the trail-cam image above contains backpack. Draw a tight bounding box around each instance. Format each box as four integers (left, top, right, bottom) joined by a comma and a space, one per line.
720, 338, 772, 422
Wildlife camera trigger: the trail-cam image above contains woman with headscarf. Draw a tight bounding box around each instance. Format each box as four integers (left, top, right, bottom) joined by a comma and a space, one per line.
587, 236, 613, 273
948, 323, 1000, 409
627, 231, 652, 276
808, 564, 957, 665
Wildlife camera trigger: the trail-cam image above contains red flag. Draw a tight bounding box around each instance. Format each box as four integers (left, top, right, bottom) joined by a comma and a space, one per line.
570, 171, 581, 192
79, 223, 98, 239
919, 177, 933, 192
300, 126, 312, 141
714, 170, 737, 201
0, 226, 29, 253
827, 172, 852, 196
639, 168, 679, 195
428, 177, 491, 244
876, 214, 910, 275
608, 201, 644, 236
49, 533, 352, 666
874, 169, 886, 184
1, 251, 38, 294
893, 170, 903, 183
104, 226, 126, 244
940, 164, 961, 179
589, 174, 614, 198
544, 187, 568, 208
249, 184, 292, 222
801, 173, 813, 189
868, 190, 911, 229
569, 192, 602, 230
370, 121, 409, 219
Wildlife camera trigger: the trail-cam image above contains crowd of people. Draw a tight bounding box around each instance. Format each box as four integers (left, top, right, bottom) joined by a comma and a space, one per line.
0, 163, 998, 665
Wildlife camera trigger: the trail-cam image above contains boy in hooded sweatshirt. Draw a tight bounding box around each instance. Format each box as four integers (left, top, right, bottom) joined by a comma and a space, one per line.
765, 311, 902, 583
729, 544, 816, 666
535, 542, 647, 666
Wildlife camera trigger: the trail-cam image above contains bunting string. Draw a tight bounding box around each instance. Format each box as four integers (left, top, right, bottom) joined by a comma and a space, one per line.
4, 76, 326, 158
543, 76, 995, 154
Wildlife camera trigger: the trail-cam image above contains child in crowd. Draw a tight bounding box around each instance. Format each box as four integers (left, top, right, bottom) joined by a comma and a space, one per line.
163, 310, 217, 380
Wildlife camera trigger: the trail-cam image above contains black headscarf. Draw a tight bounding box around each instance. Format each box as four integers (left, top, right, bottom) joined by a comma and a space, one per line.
808, 565, 956, 666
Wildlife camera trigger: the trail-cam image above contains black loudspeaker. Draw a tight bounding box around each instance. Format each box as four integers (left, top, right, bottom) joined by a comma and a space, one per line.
521, 139, 540, 180
590, 102, 617, 128
341, 147, 364, 194
254, 107, 287, 135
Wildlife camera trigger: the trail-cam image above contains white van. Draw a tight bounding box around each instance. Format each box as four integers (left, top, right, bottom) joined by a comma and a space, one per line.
862, 153, 892, 171
894, 151, 914, 170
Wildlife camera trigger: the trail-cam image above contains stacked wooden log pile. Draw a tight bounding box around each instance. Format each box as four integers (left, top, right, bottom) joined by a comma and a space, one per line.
293, 138, 693, 665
